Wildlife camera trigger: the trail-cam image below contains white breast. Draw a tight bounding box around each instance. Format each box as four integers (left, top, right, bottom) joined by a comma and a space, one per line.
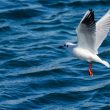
73, 47, 95, 62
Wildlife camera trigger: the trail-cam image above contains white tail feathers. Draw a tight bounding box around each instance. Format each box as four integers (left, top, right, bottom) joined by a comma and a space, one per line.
102, 60, 110, 68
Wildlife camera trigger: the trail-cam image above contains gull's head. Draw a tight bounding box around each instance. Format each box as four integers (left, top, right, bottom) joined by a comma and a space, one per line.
59, 42, 76, 50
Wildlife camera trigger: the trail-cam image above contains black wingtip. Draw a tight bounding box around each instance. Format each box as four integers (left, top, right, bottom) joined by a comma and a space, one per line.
89, 9, 94, 13
81, 9, 95, 31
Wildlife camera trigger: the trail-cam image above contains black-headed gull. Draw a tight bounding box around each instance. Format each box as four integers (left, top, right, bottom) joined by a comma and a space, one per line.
60, 9, 110, 77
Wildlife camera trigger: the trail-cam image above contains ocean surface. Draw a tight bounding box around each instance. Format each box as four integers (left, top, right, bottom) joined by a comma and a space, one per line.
0, 0, 110, 110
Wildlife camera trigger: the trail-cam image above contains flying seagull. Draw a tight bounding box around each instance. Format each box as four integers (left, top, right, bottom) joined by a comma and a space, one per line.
59, 9, 110, 77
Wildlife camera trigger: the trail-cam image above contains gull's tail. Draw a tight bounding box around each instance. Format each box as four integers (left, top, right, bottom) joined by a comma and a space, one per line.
94, 55, 110, 68
101, 60, 110, 68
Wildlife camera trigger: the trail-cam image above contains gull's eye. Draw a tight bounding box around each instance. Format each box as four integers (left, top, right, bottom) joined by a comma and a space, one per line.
67, 45, 68, 47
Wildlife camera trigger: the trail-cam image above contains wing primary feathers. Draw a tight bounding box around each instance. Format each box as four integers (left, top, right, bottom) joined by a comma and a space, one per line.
95, 9, 110, 50
76, 9, 96, 54
76, 9, 110, 54
81, 9, 96, 32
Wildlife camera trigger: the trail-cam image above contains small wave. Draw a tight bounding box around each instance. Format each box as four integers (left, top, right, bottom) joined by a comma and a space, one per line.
0, 50, 17, 60
71, 80, 110, 92
68, 1, 110, 7
0, 26, 11, 32
102, 106, 110, 110
22, 19, 61, 26
31, 24, 73, 32
2, 58, 36, 68
9, 66, 65, 78
0, 94, 42, 105
0, 8, 44, 20
43, 1, 110, 8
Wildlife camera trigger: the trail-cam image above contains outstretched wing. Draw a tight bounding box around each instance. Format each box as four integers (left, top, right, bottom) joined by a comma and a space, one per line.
96, 10, 110, 50
76, 9, 96, 54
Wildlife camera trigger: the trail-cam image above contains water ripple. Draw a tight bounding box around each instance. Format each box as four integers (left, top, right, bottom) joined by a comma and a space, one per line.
0, 0, 110, 110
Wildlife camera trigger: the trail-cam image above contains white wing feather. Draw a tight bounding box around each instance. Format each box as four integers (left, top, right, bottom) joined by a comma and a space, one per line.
96, 10, 110, 50
76, 9, 96, 54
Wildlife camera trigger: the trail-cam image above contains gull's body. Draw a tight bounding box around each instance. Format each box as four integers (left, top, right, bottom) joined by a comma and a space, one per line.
73, 47, 109, 67
61, 9, 110, 76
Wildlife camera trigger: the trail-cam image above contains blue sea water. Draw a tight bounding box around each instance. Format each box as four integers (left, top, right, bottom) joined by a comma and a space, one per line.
0, 0, 110, 110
